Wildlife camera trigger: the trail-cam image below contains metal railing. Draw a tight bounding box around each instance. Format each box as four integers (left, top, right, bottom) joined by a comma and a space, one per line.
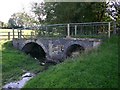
39, 22, 112, 38
0, 22, 116, 40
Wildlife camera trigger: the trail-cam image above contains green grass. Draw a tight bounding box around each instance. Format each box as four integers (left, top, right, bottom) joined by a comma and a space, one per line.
0, 29, 34, 33
0, 41, 2, 88
0, 29, 35, 40
1, 40, 44, 86
24, 36, 119, 88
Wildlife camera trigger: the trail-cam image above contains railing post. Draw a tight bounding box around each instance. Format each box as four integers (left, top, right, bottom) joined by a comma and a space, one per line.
8, 32, 10, 40
108, 22, 111, 38
67, 24, 70, 37
75, 25, 77, 36
12, 28, 14, 39
113, 21, 116, 35
46, 26, 48, 37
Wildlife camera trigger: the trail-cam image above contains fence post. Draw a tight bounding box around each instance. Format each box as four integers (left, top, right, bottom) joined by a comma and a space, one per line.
31, 32, 34, 39
20, 29, 22, 39
12, 28, 14, 39
35, 30, 37, 36
108, 22, 111, 38
67, 24, 70, 37
8, 32, 10, 40
75, 25, 77, 36
31, 32, 32, 38
18, 32, 20, 39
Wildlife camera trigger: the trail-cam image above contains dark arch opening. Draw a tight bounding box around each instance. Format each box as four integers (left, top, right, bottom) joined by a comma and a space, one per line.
22, 42, 46, 62
66, 44, 84, 58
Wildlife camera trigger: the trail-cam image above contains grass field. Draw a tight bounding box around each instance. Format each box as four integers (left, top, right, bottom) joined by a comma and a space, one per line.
0, 29, 34, 33
0, 29, 35, 40
23, 36, 119, 88
1, 40, 45, 87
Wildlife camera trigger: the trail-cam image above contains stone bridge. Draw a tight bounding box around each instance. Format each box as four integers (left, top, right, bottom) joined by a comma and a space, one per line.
12, 37, 101, 63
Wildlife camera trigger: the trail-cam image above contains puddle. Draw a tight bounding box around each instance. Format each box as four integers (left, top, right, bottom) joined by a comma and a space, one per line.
2, 72, 35, 90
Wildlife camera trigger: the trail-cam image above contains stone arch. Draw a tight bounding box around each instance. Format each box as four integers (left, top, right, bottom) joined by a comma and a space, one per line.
22, 42, 46, 62
64, 42, 85, 58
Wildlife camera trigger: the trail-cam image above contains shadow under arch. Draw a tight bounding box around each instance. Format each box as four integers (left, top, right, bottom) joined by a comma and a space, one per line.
65, 44, 85, 58
22, 42, 46, 62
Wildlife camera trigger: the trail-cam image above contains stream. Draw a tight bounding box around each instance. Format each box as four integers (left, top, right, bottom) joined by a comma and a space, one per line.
2, 58, 57, 90
2, 72, 35, 90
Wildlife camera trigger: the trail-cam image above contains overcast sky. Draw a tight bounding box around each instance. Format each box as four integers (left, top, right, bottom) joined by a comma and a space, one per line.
0, 0, 120, 23
0, 0, 43, 23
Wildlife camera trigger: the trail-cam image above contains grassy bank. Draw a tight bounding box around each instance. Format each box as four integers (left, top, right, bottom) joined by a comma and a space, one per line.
0, 41, 2, 88
24, 36, 118, 88
1, 40, 44, 86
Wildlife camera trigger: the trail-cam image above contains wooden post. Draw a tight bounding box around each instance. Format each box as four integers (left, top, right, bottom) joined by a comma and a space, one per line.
18, 32, 20, 39
31, 32, 32, 39
35, 30, 37, 36
108, 22, 111, 38
8, 32, 10, 40
67, 24, 70, 37
20, 29, 22, 39
12, 28, 14, 39
31, 32, 34, 39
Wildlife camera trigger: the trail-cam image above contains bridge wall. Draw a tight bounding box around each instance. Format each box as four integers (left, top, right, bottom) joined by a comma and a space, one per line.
12, 38, 101, 62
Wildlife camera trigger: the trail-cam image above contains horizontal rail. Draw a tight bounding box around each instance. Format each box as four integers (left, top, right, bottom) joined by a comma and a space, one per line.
69, 22, 109, 25
0, 22, 116, 40
46, 22, 110, 27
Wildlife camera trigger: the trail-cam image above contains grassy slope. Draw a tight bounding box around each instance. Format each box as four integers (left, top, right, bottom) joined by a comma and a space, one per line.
24, 36, 118, 88
0, 42, 2, 88
1, 40, 44, 86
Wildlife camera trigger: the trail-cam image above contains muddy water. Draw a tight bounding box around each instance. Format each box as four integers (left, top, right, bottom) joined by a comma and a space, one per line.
2, 72, 35, 90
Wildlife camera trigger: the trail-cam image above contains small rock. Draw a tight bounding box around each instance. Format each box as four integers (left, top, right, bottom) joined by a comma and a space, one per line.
8, 86, 12, 89
22, 72, 34, 78
34, 58, 38, 60
41, 62, 45, 66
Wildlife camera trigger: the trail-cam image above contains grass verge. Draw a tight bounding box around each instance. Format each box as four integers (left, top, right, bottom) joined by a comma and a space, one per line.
24, 36, 118, 88
1, 40, 44, 86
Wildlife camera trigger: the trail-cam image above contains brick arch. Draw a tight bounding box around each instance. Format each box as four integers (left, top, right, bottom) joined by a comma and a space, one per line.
64, 42, 85, 58
21, 41, 48, 62
21, 40, 48, 54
